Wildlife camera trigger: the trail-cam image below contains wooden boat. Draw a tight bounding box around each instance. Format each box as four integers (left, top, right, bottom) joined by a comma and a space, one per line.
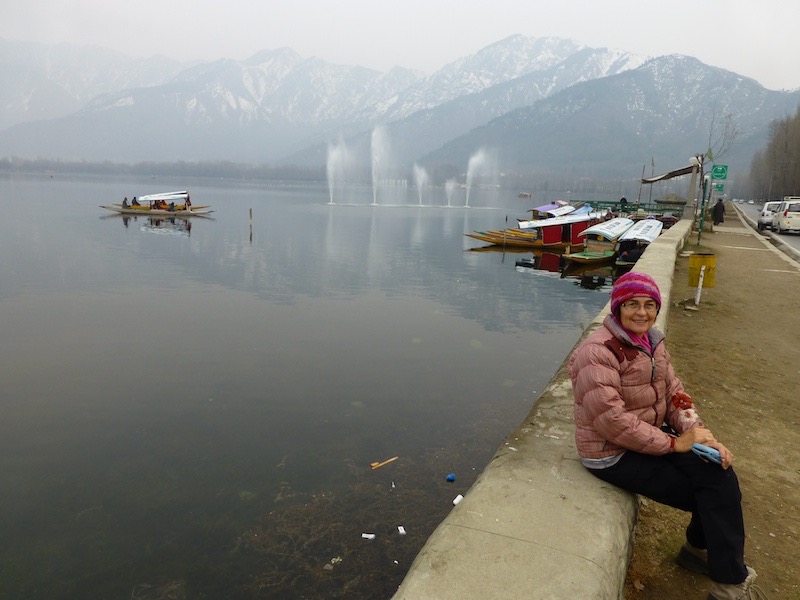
614, 218, 663, 266
101, 204, 214, 217
103, 190, 212, 217
466, 207, 608, 250
563, 217, 634, 264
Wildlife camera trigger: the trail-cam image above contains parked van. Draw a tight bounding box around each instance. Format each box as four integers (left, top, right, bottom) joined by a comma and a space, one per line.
771, 197, 800, 234
758, 201, 783, 230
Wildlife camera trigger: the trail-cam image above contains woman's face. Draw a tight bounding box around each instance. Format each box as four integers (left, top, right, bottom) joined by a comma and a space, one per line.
618, 295, 658, 335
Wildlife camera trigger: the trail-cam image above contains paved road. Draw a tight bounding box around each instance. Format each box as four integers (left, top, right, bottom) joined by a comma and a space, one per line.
735, 200, 800, 254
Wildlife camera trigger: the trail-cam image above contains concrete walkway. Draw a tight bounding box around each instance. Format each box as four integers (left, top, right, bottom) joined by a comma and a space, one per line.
393, 219, 693, 600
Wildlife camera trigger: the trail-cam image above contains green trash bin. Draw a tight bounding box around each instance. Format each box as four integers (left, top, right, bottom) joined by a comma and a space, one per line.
688, 253, 716, 287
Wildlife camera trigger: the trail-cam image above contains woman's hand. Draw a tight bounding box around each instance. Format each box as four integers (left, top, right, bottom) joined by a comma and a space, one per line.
706, 441, 734, 470
673, 427, 734, 469
673, 426, 716, 453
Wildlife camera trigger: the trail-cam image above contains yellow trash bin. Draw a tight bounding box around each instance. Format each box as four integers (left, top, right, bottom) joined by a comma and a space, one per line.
688, 253, 716, 287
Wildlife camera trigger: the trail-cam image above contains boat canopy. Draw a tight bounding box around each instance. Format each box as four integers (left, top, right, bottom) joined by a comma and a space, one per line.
518, 206, 605, 229
137, 190, 189, 201
617, 218, 664, 243
578, 217, 635, 241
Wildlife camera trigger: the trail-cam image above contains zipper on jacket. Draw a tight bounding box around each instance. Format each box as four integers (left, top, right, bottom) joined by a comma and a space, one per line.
650, 356, 656, 382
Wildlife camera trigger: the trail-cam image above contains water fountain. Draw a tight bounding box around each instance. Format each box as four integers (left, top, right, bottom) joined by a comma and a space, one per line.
465, 148, 488, 208
371, 127, 391, 206
413, 164, 429, 206
326, 137, 351, 205
445, 179, 457, 208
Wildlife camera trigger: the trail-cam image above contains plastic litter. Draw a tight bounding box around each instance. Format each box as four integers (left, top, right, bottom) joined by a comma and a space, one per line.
446, 473, 456, 482
397, 526, 407, 535
361, 533, 376, 540
453, 494, 464, 505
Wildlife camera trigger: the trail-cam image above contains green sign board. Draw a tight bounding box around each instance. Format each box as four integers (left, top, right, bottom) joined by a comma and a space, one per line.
711, 164, 728, 180
714, 183, 724, 192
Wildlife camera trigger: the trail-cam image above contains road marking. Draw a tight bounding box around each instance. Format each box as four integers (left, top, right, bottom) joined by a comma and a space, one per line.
762, 269, 800, 274
721, 245, 770, 251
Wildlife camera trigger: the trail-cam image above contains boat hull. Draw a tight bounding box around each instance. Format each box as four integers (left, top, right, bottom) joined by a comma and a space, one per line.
562, 251, 616, 264
101, 205, 213, 217
465, 231, 569, 249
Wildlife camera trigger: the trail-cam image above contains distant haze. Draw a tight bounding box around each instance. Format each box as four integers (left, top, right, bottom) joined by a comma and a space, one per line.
2, 0, 799, 91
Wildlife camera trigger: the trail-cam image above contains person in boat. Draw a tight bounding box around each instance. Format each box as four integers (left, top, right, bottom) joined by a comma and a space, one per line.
618, 243, 644, 263
619, 196, 628, 210
185, 194, 191, 208
168, 202, 176, 212
131, 197, 140, 206
568, 272, 762, 600
122, 197, 129, 208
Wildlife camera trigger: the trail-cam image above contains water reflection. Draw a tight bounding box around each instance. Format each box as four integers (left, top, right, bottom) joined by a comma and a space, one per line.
472, 245, 634, 292
102, 213, 196, 236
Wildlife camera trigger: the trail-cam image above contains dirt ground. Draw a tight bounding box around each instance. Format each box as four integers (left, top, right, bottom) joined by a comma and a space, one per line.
623, 209, 800, 599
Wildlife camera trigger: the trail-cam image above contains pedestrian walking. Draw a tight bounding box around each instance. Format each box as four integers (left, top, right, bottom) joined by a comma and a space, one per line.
713, 198, 726, 225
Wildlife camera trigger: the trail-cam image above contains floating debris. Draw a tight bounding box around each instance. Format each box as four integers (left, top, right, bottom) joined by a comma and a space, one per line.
370, 456, 399, 470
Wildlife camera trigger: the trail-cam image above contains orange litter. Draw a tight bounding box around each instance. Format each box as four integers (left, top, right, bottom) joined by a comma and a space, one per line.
370, 456, 399, 470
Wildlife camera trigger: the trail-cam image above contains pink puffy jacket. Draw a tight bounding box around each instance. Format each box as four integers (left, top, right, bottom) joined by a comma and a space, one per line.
569, 315, 703, 459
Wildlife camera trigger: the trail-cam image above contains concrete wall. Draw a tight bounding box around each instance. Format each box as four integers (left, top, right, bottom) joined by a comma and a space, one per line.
393, 219, 693, 600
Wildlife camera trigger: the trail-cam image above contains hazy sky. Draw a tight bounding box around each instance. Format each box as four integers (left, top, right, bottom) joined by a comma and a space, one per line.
2, 0, 798, 91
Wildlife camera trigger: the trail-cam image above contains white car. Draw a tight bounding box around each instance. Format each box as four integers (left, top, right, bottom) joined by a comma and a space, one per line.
758, 201, 782, 230
771, 198, 800, 234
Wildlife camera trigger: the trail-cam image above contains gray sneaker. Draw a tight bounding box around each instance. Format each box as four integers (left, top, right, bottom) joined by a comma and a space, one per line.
707, 566, 770, 599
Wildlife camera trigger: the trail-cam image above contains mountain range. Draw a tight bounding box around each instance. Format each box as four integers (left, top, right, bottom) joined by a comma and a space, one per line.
1, 35, 798, 178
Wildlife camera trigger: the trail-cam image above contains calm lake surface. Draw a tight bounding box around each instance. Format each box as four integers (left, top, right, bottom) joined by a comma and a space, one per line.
0, 174, 609, 599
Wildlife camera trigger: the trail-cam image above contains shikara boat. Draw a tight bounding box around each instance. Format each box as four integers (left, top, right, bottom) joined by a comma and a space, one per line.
102, 190, 213, 217
466, 206, 608, 250
614, 218, 664, 266
563, 217, 634, 264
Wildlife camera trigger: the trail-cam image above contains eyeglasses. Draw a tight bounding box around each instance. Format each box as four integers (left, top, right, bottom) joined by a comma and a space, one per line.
620, 300, 658, 313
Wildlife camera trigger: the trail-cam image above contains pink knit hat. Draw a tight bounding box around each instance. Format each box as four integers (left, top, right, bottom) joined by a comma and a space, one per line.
611, 271, 662, 314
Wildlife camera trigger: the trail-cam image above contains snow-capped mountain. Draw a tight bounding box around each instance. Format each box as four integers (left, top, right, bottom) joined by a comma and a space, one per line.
427, 55, 800, 175
0, 35, 797, 174
0, 38, 186, 131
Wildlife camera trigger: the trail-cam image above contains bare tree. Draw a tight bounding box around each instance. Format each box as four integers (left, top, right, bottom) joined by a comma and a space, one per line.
747, 106, 800, 199
705, 107, 740, 163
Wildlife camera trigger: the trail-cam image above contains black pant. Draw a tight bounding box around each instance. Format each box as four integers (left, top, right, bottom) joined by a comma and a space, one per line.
588, 451, 747, 584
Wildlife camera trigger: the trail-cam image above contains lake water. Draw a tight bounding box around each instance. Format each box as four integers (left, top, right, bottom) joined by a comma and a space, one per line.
0, 174, 610, 599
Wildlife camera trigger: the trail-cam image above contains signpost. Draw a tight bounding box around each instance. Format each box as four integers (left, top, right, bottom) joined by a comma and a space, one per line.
711, 164, 728, 180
